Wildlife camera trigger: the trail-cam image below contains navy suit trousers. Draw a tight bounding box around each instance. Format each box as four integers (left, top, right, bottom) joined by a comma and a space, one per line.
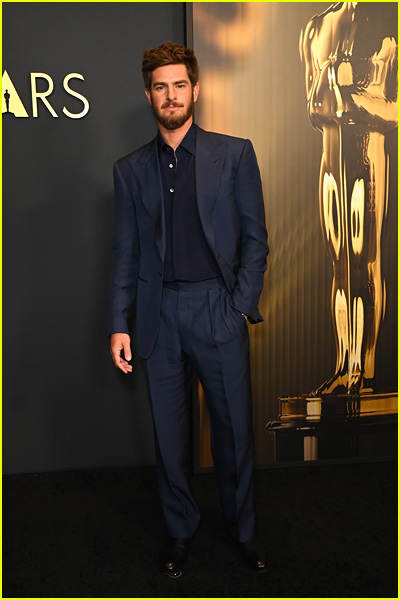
142, 277, 255, 543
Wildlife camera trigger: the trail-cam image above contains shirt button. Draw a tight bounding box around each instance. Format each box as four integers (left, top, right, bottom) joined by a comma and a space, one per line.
169, 163, 174, 169
170, 187, 174, 193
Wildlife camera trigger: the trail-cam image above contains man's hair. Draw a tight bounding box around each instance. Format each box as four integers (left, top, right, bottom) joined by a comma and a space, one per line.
141, 41, 199, 89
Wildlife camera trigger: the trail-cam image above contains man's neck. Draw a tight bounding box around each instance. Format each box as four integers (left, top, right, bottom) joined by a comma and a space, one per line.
158, 117, 193, 151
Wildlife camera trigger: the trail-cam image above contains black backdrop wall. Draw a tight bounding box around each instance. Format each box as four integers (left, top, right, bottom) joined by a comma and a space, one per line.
3, 2, 185, 474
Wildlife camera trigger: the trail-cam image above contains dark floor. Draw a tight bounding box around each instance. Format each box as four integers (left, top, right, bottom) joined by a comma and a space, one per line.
3, 460, 398, 598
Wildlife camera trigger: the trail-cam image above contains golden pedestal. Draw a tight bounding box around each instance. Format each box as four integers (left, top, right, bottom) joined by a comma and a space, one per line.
266, 393, 398, 463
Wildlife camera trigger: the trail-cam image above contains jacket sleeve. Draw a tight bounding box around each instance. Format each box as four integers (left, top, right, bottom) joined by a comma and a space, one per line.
231, 139, 269, 323
107, 160, 140, 336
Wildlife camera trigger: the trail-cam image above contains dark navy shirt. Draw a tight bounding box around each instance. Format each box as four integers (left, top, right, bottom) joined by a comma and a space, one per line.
158, 124, 220, 282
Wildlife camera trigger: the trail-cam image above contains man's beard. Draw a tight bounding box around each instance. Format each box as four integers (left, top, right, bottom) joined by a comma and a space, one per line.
151, 97, 194, 130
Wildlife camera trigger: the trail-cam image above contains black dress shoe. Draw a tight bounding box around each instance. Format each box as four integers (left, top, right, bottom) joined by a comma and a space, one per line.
240, 535, 268, 573
160, 536, 191, 578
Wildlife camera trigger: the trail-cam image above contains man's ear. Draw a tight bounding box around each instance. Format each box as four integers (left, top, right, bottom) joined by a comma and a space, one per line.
193, 81, 200, 103
145, 89, 151, 105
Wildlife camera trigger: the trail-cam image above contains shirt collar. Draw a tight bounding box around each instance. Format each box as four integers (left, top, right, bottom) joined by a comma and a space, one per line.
158, 122, 197, 156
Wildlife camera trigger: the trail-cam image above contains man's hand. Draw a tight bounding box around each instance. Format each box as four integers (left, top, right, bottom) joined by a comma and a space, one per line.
110, 333, 133, 374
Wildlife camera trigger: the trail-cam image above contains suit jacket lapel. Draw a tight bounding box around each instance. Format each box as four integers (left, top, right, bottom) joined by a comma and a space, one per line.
132, 137, 166, 262
195, 127, 225, 253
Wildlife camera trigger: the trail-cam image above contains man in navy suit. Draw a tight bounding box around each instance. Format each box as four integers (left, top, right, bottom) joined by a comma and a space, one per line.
108, 42, 269, 577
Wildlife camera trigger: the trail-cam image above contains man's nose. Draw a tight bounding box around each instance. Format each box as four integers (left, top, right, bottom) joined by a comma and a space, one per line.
166, 86, 176, 101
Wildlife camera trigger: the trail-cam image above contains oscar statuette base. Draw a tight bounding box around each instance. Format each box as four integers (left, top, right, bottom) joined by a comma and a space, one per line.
266, 392, 398, 462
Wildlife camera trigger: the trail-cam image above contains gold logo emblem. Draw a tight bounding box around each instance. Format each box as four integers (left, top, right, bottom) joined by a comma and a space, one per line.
2, 70, 90, 118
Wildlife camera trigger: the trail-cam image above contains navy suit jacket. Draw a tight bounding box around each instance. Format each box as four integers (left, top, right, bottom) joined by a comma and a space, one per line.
108, 125, 269, 358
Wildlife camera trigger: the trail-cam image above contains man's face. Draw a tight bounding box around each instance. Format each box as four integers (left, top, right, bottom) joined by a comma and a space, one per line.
145, 64, 199, 130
